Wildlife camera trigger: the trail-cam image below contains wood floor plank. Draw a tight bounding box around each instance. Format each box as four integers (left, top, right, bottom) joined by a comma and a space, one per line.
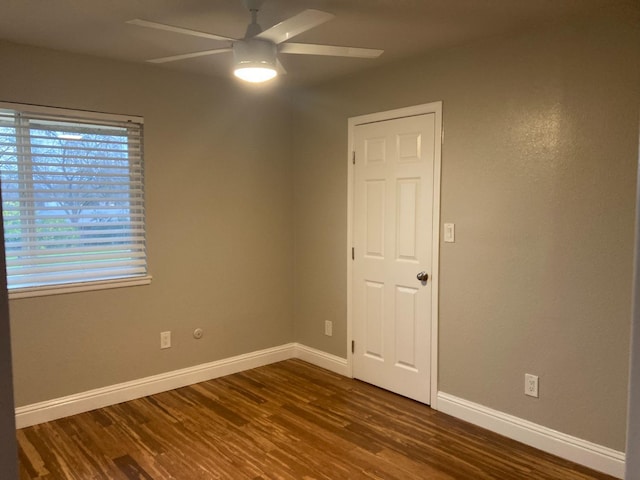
17, 359, 617, 480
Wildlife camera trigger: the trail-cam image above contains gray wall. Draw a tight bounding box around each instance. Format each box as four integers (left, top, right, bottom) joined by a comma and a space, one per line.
291, 15, 640, 451
0, 40, 294, 406
626, 120, 640, 479
0, 190, 17, 479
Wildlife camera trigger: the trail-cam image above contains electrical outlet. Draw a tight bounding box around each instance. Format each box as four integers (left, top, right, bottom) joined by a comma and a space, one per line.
160, 331, 171, 349
324, 320, 333, 337
525, 373, 539, 398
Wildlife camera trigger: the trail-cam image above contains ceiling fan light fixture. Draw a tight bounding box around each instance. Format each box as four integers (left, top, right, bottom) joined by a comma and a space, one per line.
233, 39, 278, 83
234, 65, 277, 83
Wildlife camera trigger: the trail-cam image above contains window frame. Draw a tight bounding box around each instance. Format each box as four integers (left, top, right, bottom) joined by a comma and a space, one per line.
0, 102, 151, 299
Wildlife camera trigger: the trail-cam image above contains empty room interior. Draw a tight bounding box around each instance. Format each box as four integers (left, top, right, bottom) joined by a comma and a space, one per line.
0, 0, 640, 478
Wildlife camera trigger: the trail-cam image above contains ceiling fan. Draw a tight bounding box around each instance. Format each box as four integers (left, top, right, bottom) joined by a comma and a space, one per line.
127, 0, 383, 83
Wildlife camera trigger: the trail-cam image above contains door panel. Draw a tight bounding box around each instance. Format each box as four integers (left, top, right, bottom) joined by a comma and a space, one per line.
353, 113, 436, 404
395, 285, 418, 369
365, 280, 384, 359
397, 179, 419, 260
365, 180, 385, 257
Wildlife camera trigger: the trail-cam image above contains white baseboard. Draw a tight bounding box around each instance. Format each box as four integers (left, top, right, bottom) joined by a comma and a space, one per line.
292, 343, 349, 376
437, 392, 625, 479
15, 343, 297, 429
15, 342, 349, 429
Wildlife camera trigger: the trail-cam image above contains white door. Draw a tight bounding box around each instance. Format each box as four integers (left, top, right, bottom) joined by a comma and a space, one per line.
352, 112, 437, 404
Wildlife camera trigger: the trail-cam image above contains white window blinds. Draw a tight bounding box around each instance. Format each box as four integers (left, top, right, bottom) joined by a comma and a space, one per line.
0, 103, 147, 291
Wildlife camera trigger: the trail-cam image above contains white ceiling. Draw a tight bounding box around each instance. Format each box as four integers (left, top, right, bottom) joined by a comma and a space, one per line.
0, 0, 621, 86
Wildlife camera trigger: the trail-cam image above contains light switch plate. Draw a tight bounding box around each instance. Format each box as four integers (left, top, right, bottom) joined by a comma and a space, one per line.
160, 331, 171, 349
444, 223, 455, 243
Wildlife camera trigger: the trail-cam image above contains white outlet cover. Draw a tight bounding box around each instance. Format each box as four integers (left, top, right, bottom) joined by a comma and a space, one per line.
525, 373, 539, 398
324, 320, 333, 337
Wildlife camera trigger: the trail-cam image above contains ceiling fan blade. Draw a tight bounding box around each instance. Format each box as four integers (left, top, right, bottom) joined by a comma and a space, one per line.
127, 19, 237, 42
147, 48, 232, 64
256, 9, 334, 44
279, 43, 383, 58
276, 59, 287, 75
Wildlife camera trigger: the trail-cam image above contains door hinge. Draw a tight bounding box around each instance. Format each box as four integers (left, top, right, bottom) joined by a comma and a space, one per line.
352, 151, 356, 165
351, 340, 355, 354
352, 247, 354, 260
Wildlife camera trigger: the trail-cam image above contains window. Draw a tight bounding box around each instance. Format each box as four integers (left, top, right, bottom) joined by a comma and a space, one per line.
0, 103, 149, 298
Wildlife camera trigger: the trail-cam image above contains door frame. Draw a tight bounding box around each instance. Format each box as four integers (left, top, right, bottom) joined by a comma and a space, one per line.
346, 101, 443, 408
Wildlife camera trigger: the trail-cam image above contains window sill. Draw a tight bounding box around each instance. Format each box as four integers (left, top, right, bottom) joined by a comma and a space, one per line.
8, 275, 153, 300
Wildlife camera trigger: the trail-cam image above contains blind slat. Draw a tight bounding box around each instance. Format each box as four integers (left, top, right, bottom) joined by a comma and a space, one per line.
4, 222, 145, 234
6, 235, 144, 248
6, 236, 144, 248
2, 181, 143, 189
6, 243, 146, 257
4, 131, 140, 144
4, 202, 144, 212
0, 159, 141, 169
3, 211, 144, 221
6, 251, 147, 268
8, 267, 148, 289
7, 258, 147, 276
1, 170, 141, 180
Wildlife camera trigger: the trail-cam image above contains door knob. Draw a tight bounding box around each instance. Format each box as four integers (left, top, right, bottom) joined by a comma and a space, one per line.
417, 271, 428, 282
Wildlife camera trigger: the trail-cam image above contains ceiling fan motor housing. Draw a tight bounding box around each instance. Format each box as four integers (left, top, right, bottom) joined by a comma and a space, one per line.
233, 38, 277, 69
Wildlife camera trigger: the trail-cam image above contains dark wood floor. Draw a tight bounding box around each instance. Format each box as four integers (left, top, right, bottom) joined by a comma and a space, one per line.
17, 359, 616, 479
